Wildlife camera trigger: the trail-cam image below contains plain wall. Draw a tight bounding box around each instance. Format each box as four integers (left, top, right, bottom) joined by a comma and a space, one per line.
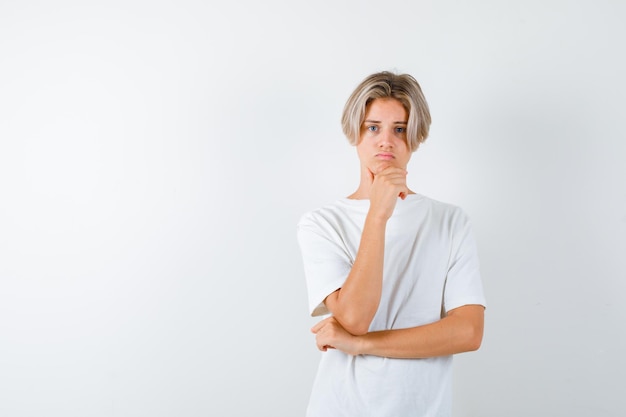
1, 0, 624, 416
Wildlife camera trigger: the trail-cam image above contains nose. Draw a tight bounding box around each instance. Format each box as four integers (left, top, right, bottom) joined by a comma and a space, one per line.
378, 128, 394, 149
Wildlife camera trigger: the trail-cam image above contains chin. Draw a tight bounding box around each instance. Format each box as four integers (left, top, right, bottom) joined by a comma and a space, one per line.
371, 161, 398, 174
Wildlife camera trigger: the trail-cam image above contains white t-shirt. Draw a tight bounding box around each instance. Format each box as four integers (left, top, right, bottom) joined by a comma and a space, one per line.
297, 194, 486, 417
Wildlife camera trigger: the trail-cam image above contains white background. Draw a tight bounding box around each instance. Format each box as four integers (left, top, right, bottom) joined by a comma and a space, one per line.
1, 1, 625, 416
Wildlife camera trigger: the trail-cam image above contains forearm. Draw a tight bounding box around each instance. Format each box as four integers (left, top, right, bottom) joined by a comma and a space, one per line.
356, 305, 485, 358
326, 214, 387, 335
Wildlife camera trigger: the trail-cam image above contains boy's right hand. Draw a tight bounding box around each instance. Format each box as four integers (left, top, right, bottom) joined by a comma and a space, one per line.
367, 166, 409, 221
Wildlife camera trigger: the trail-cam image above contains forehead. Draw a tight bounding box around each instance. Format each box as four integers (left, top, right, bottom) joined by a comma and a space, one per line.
364, 98, 407, 120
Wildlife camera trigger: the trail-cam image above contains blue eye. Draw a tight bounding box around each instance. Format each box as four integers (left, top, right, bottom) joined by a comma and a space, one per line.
395, 127, 406, 134
367, 125, 378, 132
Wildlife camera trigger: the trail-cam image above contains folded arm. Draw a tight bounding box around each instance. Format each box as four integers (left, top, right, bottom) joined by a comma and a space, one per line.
312, 304, 485, 358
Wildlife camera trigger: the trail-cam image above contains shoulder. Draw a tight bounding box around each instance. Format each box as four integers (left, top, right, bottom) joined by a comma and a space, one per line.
298, 202, 337, 228
414, 194, 468, 221
298, 199, 366, 228
407, 195, 474, 241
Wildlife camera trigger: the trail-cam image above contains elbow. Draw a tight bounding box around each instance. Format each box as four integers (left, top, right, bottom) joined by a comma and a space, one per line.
325, 296, 374, 336
347, 324, 370, 337
324, 292, 376, 336
449, 305, 484, 353
341, 319, 370, 336
464, 324, 484, 352
466, 333, 482, 352
335, 314, 371, 336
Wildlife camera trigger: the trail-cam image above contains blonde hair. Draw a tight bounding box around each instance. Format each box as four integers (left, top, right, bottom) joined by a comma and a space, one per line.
341, 71, 431, 152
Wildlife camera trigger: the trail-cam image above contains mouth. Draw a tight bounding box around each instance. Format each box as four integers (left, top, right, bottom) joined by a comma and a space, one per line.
375, 153, 395, 160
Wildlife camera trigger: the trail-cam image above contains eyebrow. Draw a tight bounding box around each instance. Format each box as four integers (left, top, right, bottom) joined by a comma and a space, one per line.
364, 119, 407, 124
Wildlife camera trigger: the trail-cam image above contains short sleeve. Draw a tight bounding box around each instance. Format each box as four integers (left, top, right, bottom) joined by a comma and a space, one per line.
297, 213, 353, 316
443, 210, 487, 313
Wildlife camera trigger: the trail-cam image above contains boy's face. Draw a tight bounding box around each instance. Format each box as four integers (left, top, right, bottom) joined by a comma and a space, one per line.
357, 98, 411, 175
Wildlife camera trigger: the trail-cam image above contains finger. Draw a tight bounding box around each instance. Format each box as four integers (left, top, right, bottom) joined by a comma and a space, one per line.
311, 323, 323, 334
381, 176, 408, 184
317, 337, 335, 352
316, 340, 327, 351
374, 173, 408, 184
376, 166, 407, 175
371, 161, 394, 177
311, 316, 333, 333
374, 179, 408, 192
380, 172, 408, 182
316, 333, 334, 351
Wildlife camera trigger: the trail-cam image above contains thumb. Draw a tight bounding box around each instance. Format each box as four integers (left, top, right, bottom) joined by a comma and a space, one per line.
366, 167, 375, 183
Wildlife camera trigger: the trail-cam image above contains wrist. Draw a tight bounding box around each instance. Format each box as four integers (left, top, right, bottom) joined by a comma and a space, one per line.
364, 212, 389, 228
355, 334, 370, 356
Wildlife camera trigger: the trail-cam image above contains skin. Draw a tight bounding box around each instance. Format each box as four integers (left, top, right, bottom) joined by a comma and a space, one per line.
312, 98, 484, 358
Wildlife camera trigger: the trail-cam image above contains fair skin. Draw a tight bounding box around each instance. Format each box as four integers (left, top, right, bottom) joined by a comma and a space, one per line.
313, 97, 484, 358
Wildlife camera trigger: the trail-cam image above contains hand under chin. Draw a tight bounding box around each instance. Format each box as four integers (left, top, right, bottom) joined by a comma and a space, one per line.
371, 160, 400, 175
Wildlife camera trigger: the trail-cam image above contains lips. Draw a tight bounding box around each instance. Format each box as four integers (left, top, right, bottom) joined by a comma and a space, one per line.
375, 153, 395, 160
